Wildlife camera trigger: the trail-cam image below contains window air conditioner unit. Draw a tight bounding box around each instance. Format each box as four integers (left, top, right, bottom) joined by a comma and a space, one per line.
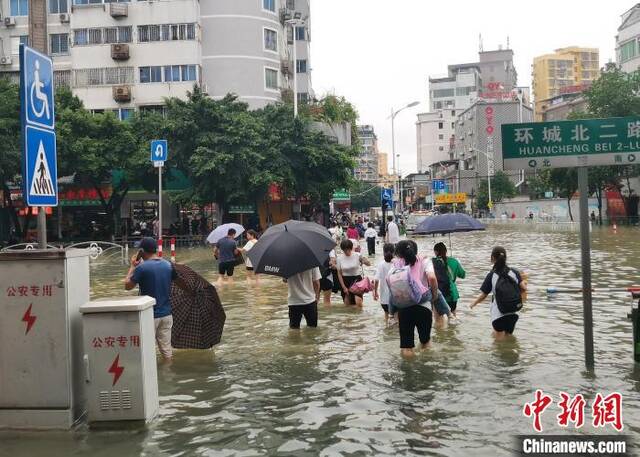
59, 13, 70, 23
109, 2, 128, 18
4, 16, 16, 27
0, 56, 12, 65
113, 85, 132, 102
111, 43, 130, 60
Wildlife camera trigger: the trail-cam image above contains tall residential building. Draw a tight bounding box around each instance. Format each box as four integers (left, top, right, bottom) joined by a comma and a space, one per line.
0, 0, 312, 114
416, 110, 456, 173
418, 47, 519, 173
616, 4, 640, 73
532, 47, 599, 120
355, 125, 379, 183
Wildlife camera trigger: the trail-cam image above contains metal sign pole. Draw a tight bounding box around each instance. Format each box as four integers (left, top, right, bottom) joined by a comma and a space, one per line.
578, 166, 595, 370
158, 165, 163, 239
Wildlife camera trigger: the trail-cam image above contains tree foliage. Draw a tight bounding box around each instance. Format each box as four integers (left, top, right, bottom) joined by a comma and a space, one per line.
476, 171, 517, 210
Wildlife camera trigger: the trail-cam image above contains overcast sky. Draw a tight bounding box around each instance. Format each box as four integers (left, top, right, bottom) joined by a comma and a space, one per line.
310, 0, 622, 176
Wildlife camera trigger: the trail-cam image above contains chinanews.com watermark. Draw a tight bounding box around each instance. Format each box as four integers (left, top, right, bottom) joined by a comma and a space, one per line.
514, 390, 631, 456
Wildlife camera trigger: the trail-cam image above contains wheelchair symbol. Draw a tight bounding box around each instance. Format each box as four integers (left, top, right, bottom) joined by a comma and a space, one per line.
30, 60, 51, 121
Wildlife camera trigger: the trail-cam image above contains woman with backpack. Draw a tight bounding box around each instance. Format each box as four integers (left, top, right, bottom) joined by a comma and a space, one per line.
373, 243, 396, 324
470, 246, 527, 340
432, 242, 466, 317
388, 240, 443, 357
337, 239, 371, 306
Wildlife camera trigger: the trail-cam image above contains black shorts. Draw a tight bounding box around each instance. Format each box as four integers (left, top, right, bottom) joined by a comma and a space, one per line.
381, 304, 389, 314
218, 261, 236, 276
341, 275, 363, 305
398, 305, 433, 348
449, 301, 458, 313
319, 277, 333, 291
492, 314, 519, 334
289, 302, 318, 329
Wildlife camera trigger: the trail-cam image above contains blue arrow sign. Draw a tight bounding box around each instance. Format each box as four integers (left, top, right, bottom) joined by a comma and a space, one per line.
22, 46, 55, 130
150, 139, 168, 163
23, 126, 58, 207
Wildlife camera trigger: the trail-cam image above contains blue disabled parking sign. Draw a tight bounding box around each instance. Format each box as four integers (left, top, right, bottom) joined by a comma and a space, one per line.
150, 139, 168, 163
22, 46, 55, 130
20, 45, 58, 206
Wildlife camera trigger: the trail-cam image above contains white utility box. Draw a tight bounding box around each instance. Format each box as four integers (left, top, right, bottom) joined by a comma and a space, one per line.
80, 296, 158, 424
0, 249, 90, 429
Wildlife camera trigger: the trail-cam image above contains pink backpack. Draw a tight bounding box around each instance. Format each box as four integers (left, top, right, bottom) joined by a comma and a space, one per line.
386, 258, 428, 308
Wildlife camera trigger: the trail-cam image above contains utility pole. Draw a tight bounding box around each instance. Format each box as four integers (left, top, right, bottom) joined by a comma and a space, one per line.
28, 0, 49, 249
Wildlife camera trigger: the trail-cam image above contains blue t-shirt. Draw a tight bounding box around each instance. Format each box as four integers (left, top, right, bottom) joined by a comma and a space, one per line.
131, 258, 177, 318
217, 237, 237, 263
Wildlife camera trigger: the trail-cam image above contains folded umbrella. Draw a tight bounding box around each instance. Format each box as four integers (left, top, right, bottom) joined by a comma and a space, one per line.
206, 223, 245, 245
247, 221, 336, 278
171, 264, 226, 349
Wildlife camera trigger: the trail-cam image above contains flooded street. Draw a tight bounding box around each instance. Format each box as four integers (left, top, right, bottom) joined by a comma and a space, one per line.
1, 225, 639, 456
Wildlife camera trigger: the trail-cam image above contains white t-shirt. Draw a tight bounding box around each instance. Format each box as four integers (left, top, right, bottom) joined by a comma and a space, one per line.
375, 260, 393, 305
288, 267, 322, 306
243, 239, 257, 268
364, 228, 377, 239
338, 252, 362, 276
387, 222, 400, 243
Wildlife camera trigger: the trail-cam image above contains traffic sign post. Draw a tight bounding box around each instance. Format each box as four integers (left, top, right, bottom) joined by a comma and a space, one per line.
20, 44, 57, 249
150, 140, 168, 239
500, 117, 640, 370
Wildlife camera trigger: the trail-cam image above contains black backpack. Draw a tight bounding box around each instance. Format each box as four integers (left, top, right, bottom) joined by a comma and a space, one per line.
432, 257, 453, 303
494, 269, 523, 314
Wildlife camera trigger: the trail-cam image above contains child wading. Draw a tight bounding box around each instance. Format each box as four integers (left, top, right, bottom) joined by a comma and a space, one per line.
432, 242, 465, 316
365, 222, 377, 256
470, 246, 527, 340
374, 243, 396, 324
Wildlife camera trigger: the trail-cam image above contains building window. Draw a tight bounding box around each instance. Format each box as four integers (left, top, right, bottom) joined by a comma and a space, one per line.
73, 67, 134, 87
181, 65, 197, 81
296, 59, 307, 73
439, 146, 444, 151
110, 108, 134, 121
74, 29, 88, 46
49, 0, 68, 13
50, 34, 69, 55
433, 88, 455, 98
265, 67, 278, 90
10, 0, 28, 16
620, 40, 637, 62
295, 26, 305, 41
263, 0, 276, 12
438, 122, 443, 129
264, 28, 278, 52
438, 134, 444, 140
297, 92, 309, 104
139, 66, 162, 83
451, 110, 456, 117
138, 23, 195, 43
164, 65, 181, 82
104, 26, 132, 44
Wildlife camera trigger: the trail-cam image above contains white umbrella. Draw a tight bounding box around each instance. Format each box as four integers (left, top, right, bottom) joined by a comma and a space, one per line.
206, 223, 245, 244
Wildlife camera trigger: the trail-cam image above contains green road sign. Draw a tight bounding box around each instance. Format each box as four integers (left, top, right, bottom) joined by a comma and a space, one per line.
228, 205, 256, 214
502, 116, 640, 170
332, 190, 350, 201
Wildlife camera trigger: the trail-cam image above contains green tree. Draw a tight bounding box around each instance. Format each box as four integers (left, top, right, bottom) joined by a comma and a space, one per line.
0, 79, 22, 238
548, 168, 579, 221
56, 88, 144, 238
349, 181, 382, 211
476, 171, 517, 210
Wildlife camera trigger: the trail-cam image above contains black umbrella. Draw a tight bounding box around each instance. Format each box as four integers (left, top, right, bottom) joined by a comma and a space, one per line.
413, 213, 485, 253
248, 221, 336, 278
171, 264, 226, 349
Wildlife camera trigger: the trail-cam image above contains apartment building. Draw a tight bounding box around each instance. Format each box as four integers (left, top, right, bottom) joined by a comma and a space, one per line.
415, 110, 456, 174
0, 0, 313, 115
532, 46, 599, 120
616, 4, 640, 73
355, 125, 379, 183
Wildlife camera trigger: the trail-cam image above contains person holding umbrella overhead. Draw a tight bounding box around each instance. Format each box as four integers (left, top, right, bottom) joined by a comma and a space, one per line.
247, 220, 336, 328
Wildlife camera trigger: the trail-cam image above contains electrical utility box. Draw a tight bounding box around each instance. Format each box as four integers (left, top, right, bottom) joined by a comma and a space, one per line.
80, 296, 159, 424
0, 249, 90, 429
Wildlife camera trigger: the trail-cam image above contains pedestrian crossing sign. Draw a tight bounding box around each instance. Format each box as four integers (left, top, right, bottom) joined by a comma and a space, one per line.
24, 125, 58, 206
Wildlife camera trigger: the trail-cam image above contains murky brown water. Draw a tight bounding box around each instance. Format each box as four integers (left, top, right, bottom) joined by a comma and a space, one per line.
1, 225, 639, 456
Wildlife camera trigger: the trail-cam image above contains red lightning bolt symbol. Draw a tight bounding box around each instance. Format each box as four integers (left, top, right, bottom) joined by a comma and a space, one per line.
108, 354, 124, 386
21, 304, 36, 335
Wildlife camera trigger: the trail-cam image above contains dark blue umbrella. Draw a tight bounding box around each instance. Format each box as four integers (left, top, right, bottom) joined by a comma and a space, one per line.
414, 213, 485, 235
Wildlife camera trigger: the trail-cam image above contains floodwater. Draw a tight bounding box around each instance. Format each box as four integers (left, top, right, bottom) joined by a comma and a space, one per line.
1, 225, 639, 456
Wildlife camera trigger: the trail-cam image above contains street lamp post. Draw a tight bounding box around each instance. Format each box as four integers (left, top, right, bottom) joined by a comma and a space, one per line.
390, 101, 419, 215
285, 15, 305, 118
